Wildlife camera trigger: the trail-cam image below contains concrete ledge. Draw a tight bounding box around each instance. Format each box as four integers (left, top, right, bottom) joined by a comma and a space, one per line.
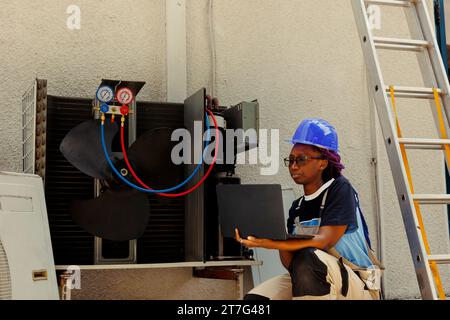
55, 260, 262, 271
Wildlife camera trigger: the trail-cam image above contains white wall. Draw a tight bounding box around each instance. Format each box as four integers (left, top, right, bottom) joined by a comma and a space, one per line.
0, 0, 167, 172
0, 0, 449, 299
188, 0, 450, 299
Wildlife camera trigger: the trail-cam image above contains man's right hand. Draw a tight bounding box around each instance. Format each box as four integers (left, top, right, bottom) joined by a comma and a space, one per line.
206, 95, 220, 112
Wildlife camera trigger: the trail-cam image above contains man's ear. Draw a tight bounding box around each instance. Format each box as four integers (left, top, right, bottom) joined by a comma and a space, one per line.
320, 159, 329, 171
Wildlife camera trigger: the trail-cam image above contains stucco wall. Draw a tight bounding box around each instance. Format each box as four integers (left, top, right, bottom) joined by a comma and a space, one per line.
187, 0, 450, 299
0, 0, 167, 172
68, 267, 249, 300
1, 0, 449, 299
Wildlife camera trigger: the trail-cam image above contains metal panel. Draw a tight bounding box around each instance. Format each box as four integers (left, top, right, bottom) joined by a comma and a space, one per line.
184, 88, 206, 262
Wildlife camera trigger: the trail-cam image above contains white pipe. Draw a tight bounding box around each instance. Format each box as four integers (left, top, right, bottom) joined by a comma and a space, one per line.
166, 0, 187, 103
209, 0, 217, 97
366, 68, 386, 296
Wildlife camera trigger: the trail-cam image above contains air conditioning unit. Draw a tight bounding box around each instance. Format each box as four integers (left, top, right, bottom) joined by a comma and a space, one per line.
0, 172, 59, 300
20, 79, 259, 266
21, 79, 187, 265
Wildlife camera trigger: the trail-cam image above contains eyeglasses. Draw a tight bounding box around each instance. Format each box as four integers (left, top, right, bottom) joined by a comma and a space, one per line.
284, 155, 325, 167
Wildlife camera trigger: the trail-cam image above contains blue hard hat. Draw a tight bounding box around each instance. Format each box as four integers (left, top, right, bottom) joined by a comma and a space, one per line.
286, 118, 339, 153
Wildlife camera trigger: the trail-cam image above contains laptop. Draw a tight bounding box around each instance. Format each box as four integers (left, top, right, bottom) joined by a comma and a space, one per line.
216, 184, 313, 241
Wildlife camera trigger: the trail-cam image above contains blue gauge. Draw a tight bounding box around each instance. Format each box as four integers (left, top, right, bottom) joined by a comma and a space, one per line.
96, 86, 114, 103
100, 104, 110, 113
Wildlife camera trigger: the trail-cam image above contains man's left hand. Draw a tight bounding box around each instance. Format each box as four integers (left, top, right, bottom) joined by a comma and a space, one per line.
235, 228, 275, 249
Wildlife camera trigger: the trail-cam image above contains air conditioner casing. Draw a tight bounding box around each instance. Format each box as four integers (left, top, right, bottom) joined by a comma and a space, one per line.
0, 172, 59, 300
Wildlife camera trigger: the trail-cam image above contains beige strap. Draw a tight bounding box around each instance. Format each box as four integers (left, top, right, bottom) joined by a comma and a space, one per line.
327, 247, 362, 271
327, 246, 384, 271
367, 246, 384, 270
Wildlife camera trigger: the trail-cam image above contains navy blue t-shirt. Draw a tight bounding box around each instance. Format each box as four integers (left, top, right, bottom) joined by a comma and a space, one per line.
287, 176, 358, 235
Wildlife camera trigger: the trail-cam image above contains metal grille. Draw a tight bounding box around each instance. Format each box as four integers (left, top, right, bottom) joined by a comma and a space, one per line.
45, 95, 95, 265
44, 97, 186, 264
0, 239, 12, 300
35, 80, 48, 179
136, 101, 185, 263
21, 81, 37, 174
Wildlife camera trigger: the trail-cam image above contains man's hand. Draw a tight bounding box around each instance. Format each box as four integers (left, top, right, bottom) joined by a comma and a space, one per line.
234, 225, 348, 252
235, 228, 275, 249
206, 95, 220, 112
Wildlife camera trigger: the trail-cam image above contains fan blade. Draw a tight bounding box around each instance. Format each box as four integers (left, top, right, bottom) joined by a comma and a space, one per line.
127, 128, 183, 189
71, 188, 150, 241
60, 119, 118, 179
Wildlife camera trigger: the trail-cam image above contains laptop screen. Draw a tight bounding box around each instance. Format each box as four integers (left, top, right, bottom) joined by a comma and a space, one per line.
216, 184, 288, 240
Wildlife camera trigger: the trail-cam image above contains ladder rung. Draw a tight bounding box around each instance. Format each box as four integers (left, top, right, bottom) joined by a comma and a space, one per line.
412, 194, 450, 204
375, 44, 426, 52
386, 86, 444, 99
373, 37, 431, 51
398, 138, 450, 150
365, 0, 414, 7
428, 255, 450, 264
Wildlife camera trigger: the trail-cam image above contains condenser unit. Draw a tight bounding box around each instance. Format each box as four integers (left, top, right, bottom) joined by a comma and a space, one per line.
0, 172, 59, 300
21, 79, 259, 266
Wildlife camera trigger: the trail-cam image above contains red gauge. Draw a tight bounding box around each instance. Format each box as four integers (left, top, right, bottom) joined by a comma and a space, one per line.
120, 105, 129, 116
116, 88, 134, 105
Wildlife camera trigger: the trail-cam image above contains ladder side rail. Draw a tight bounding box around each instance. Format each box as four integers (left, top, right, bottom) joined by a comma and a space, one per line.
412, 0, 450, 155
352, 0, 438, 299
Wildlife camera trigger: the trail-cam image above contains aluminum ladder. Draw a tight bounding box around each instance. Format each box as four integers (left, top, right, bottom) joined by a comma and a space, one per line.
352, 0, 450, 299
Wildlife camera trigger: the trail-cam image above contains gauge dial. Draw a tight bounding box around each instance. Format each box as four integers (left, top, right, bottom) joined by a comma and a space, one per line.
96, 86, 114, 103
116, 87, 134, 105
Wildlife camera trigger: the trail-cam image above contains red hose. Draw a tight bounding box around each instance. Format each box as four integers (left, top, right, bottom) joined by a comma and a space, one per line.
120, 109, 219, 198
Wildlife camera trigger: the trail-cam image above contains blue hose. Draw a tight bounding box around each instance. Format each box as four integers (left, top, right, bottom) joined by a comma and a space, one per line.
101, 112, 211, 193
